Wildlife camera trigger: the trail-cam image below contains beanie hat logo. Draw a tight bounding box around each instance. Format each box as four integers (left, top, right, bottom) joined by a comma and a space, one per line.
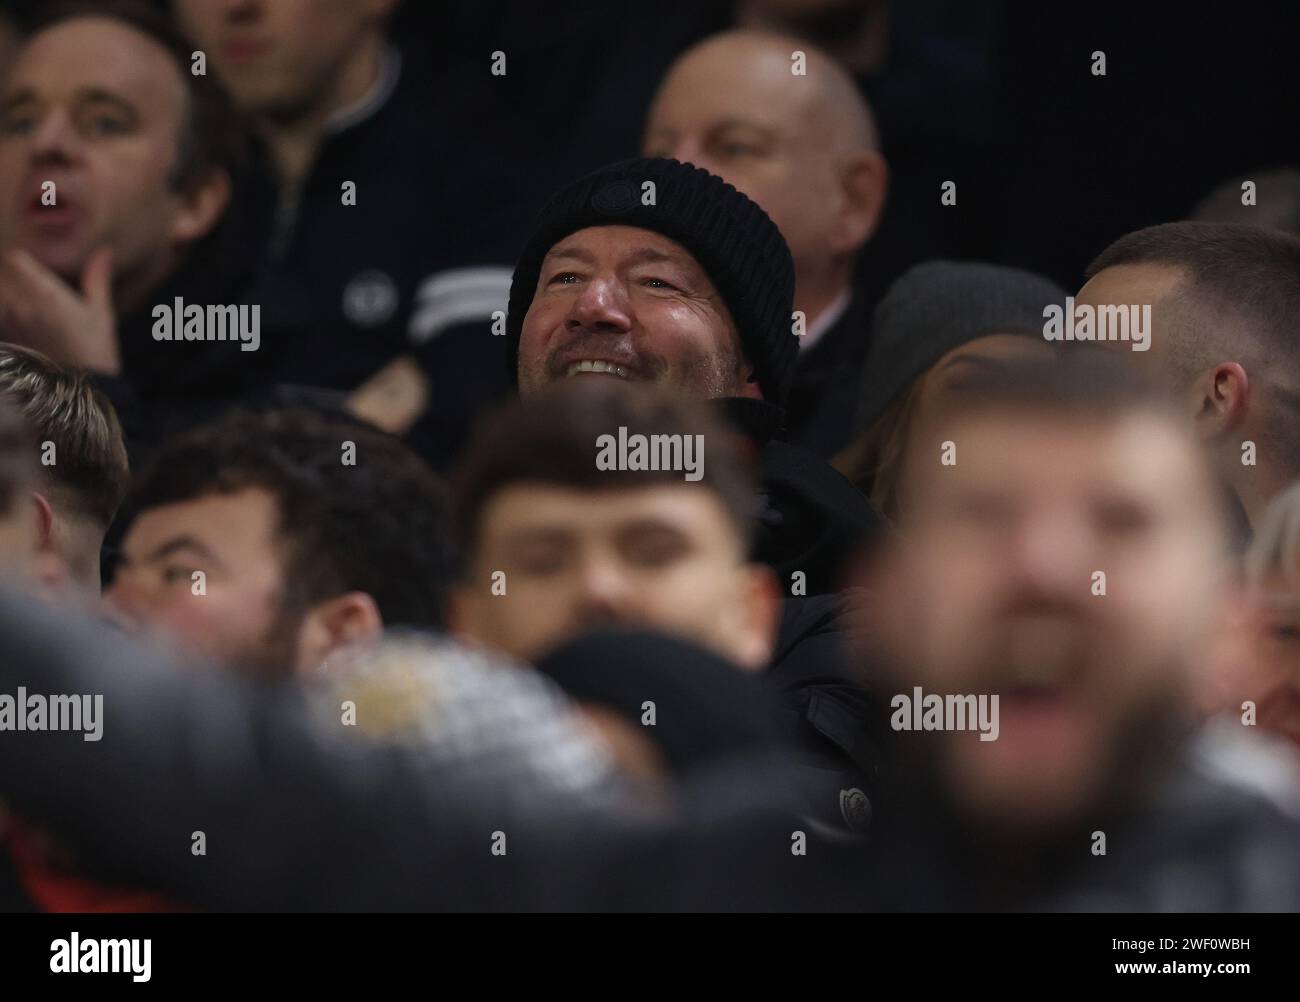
591, 180, 640, 215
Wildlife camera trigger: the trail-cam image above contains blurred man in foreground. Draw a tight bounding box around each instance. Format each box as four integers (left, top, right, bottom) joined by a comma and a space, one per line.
450, 383, 881, 830
450, 384, 779, 669
853, 355, 1300, 909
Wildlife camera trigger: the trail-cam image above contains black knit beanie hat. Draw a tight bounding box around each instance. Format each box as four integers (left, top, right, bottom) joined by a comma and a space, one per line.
506, 158, 798, 405
853, 260, 1068, 432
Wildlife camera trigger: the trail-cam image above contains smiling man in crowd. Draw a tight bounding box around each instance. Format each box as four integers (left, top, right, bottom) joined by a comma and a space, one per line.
508, 155, 877, 596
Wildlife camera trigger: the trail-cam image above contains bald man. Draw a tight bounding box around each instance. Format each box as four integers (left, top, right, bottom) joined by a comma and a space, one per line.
645, 29, 888, 456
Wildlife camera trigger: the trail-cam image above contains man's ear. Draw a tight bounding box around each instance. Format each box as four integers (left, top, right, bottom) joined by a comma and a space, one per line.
293, 591, 383, 676
29, 492, 66, 595
170, 168, 232, 245
31, 492, 55, 550
831, 150, 888, 256
1189, 362, 1249, 438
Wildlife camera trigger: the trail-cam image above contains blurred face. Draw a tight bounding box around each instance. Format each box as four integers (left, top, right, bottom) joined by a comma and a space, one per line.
454, 484, 777, 669
106, 487, 302, 675
174, 0, 390, 118
887, 335, 1056, 514
863, 409, 1228, 833
1242, 572, 1300, 752
0, 18, 196, 281
644, 36, 862, 279
518, 226, 752, 400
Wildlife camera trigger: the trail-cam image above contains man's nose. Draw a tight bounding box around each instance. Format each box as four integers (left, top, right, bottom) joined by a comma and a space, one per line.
662, 135, 701, 165
573, 555, 636, 617
1006, 510, 1093, 601
28, 109, 79, 163
220, 0, 264, 21
566, 275, 633, 335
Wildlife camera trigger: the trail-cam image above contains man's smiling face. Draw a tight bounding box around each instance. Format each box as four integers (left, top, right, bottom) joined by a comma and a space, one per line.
516, 225, 756, 399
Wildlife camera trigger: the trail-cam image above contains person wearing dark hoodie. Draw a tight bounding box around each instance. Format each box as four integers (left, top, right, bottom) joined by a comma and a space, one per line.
507, 155, 877, 597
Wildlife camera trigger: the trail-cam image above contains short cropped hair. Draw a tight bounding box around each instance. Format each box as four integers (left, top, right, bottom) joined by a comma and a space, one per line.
0, 397, 35, 518
0, 344, 129, 528
120, 408, 454, 629
1086, 222, 1300, 477
1085, 222, 1300, 371
450, 384, 758, 564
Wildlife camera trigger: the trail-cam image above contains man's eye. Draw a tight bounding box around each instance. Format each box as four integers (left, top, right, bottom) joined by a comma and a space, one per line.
161, 566, 195, 586
625, 536, 687, 567
0, 113, 35, 135
86, 116, 128, 137
548, 272, 580, 286
715, 140, 761, 159
514, 549, 569, 575
642, 277, 677, 291
1271, 623, 1300, 642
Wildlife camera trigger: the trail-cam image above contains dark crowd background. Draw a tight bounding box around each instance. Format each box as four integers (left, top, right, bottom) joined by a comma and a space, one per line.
5, 0, 1290, 306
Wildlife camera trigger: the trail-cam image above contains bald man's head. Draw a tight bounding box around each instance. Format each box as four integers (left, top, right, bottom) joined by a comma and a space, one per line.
644, 29, 886, 318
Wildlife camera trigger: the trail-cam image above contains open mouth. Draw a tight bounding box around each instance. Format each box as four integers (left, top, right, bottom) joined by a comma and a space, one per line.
20, 183, 82, 232
565, 360, 632, 379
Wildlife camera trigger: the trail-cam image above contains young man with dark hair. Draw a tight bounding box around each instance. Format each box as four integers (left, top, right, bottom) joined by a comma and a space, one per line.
106, 406, 453, 678
1077, 221, 1300, 526
449, 382, 779, 670
0, 343, 129, 597
450, 382, 881, 833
